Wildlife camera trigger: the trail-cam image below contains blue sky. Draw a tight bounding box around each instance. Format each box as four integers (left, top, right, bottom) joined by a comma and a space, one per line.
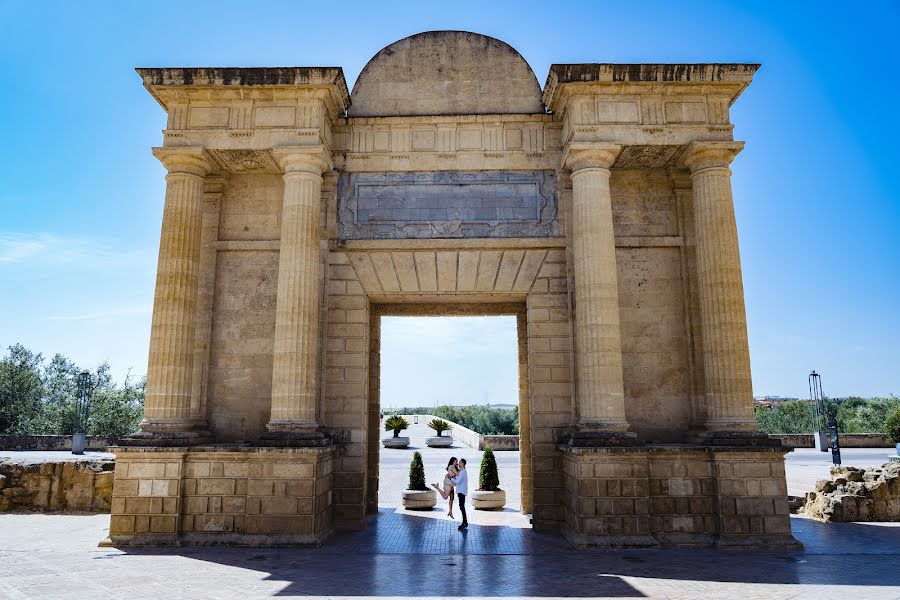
0, 1, 897, 402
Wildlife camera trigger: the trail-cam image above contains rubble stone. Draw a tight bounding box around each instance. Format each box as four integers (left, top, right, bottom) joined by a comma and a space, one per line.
798, 462, 900, 522
0, 458, 115, 513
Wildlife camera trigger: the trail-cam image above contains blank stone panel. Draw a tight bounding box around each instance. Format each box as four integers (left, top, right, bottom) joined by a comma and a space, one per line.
207, 251, 278, 442
610, 169, 679, 238
617, 247, 692, 442
337, 171, 558, 239
219, 174, 283, 241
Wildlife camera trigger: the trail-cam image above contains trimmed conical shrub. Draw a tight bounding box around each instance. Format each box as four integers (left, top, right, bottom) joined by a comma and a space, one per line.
408, 451, 427, 491
479, 447, 500, 491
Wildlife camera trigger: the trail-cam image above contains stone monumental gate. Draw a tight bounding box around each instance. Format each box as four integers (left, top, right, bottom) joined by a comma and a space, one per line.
107, 31, 796, 548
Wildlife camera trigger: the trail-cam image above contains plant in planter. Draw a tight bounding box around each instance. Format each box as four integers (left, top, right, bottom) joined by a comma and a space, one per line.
426, 418, 454, 447
472, 447, 506, 510
382, 414, 411, 448
401, 451, 436, 509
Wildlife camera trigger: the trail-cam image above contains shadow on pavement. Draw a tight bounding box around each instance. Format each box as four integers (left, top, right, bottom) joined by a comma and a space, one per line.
101, 514, 900, 596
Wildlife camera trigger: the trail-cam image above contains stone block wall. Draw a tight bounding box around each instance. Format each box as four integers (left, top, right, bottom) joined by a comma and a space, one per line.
561, 446, 796, 548
106, 446, 334, 546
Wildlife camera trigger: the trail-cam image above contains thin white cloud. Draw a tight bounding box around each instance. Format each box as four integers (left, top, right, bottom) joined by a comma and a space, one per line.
46, 304, 152, 321
0, 232, 152, 269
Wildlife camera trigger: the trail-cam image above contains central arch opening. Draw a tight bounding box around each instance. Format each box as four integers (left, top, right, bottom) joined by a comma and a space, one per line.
365, 304, 534, 547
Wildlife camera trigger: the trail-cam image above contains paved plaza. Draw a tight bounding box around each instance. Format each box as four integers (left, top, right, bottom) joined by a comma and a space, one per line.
2, 436, 899, 598
1, 511, 898, 599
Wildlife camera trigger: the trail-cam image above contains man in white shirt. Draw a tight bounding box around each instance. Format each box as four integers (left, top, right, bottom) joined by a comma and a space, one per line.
451, 458, 469, 530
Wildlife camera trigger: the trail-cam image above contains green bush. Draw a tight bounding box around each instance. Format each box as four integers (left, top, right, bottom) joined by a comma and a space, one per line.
408, 451, 427, 491
427, 418, 452, 437
479, 447, 500, 491
755, 396, 900, 436
384, 415, 409, 438
428, 405, 519, 435
885, 409, 900, 445
0, 344, 144, 437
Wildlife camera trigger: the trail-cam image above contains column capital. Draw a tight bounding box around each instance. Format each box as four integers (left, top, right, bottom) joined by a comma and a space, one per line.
271, 146, 332, 176
563, 142, 622, 172
679, 141, 744, 173
152, 147, 212, 178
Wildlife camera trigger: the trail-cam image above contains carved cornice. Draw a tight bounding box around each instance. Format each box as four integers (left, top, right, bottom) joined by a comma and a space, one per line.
542, 63, 759, 111
137, 67, 350, 118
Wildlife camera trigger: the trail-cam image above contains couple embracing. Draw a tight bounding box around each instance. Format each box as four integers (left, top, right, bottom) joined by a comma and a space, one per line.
431, 456, 468, 530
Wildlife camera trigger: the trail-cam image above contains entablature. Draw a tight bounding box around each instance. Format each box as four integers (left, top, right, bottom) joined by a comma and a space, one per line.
139, 67, 350, 155
542, 63, 758, 152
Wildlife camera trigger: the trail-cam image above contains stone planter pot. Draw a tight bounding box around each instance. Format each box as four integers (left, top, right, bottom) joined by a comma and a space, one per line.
426, 436, 453, 448
402, 488, 437, 510
382, 436, 410, 449
471, 489, 506, 510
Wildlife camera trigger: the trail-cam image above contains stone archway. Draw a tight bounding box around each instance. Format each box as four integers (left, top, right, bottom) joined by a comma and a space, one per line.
364, 303, 532, 518
322, 241, 570, 533
107, 31, 796, 549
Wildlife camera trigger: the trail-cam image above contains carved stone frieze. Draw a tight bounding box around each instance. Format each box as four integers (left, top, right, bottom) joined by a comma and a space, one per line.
207, 149, 280, 174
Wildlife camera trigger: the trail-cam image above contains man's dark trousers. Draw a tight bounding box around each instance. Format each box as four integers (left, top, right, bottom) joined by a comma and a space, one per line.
458, 493, 468, 527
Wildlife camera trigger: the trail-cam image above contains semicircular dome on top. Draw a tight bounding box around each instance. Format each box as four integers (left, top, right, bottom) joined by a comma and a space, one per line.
349, 31, 544, 117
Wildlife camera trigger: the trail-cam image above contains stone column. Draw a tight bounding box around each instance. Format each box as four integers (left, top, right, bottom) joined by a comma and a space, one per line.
564, 144, 634, 443
681, 142, 758, 434
131, 148, 213, 444
263, 147, 331, 445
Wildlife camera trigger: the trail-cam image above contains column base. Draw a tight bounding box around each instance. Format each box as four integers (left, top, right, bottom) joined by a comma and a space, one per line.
687, 430, 783, 447
258, 430, 331, 448
118, 429, 214, 447
563, 429, 640, 447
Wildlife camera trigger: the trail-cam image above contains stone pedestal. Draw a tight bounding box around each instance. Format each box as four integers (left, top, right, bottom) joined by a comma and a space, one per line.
103, 445, 335, 546
561, 445, 799, 548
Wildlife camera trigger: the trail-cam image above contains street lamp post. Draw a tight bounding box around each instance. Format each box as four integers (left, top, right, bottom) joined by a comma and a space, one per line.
808, 371, 828, 452
72, 371, 92, 455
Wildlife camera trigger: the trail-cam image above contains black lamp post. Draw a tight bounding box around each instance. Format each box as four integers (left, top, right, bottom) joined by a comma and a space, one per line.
808, 371, 827, 452
72, 370, 92, 455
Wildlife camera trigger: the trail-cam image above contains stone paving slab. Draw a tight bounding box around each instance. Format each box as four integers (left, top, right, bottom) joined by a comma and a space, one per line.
1, 513, 899, 599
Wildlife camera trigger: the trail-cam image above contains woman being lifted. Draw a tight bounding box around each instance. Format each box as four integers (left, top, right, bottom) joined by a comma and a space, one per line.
431, 457, 458, 518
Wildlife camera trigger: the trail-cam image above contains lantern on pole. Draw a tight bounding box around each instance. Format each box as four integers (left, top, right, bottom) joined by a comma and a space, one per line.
808, 371, 828, 452
72, 370, 93, 455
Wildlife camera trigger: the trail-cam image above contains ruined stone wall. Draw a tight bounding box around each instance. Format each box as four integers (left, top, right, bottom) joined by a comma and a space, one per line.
0, 458, 114, 512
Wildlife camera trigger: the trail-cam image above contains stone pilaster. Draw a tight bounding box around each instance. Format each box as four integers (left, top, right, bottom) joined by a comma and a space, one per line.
263, 147, 331, 445
128, 148, 213, 445
563, 143, 635, 444
680, 142, 758, 435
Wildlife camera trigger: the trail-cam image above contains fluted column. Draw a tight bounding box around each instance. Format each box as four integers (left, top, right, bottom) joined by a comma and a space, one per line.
681, 141, 758, 433
136, 148, 213, 443
564, 143, 633, 439
264, 147, 331, 441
